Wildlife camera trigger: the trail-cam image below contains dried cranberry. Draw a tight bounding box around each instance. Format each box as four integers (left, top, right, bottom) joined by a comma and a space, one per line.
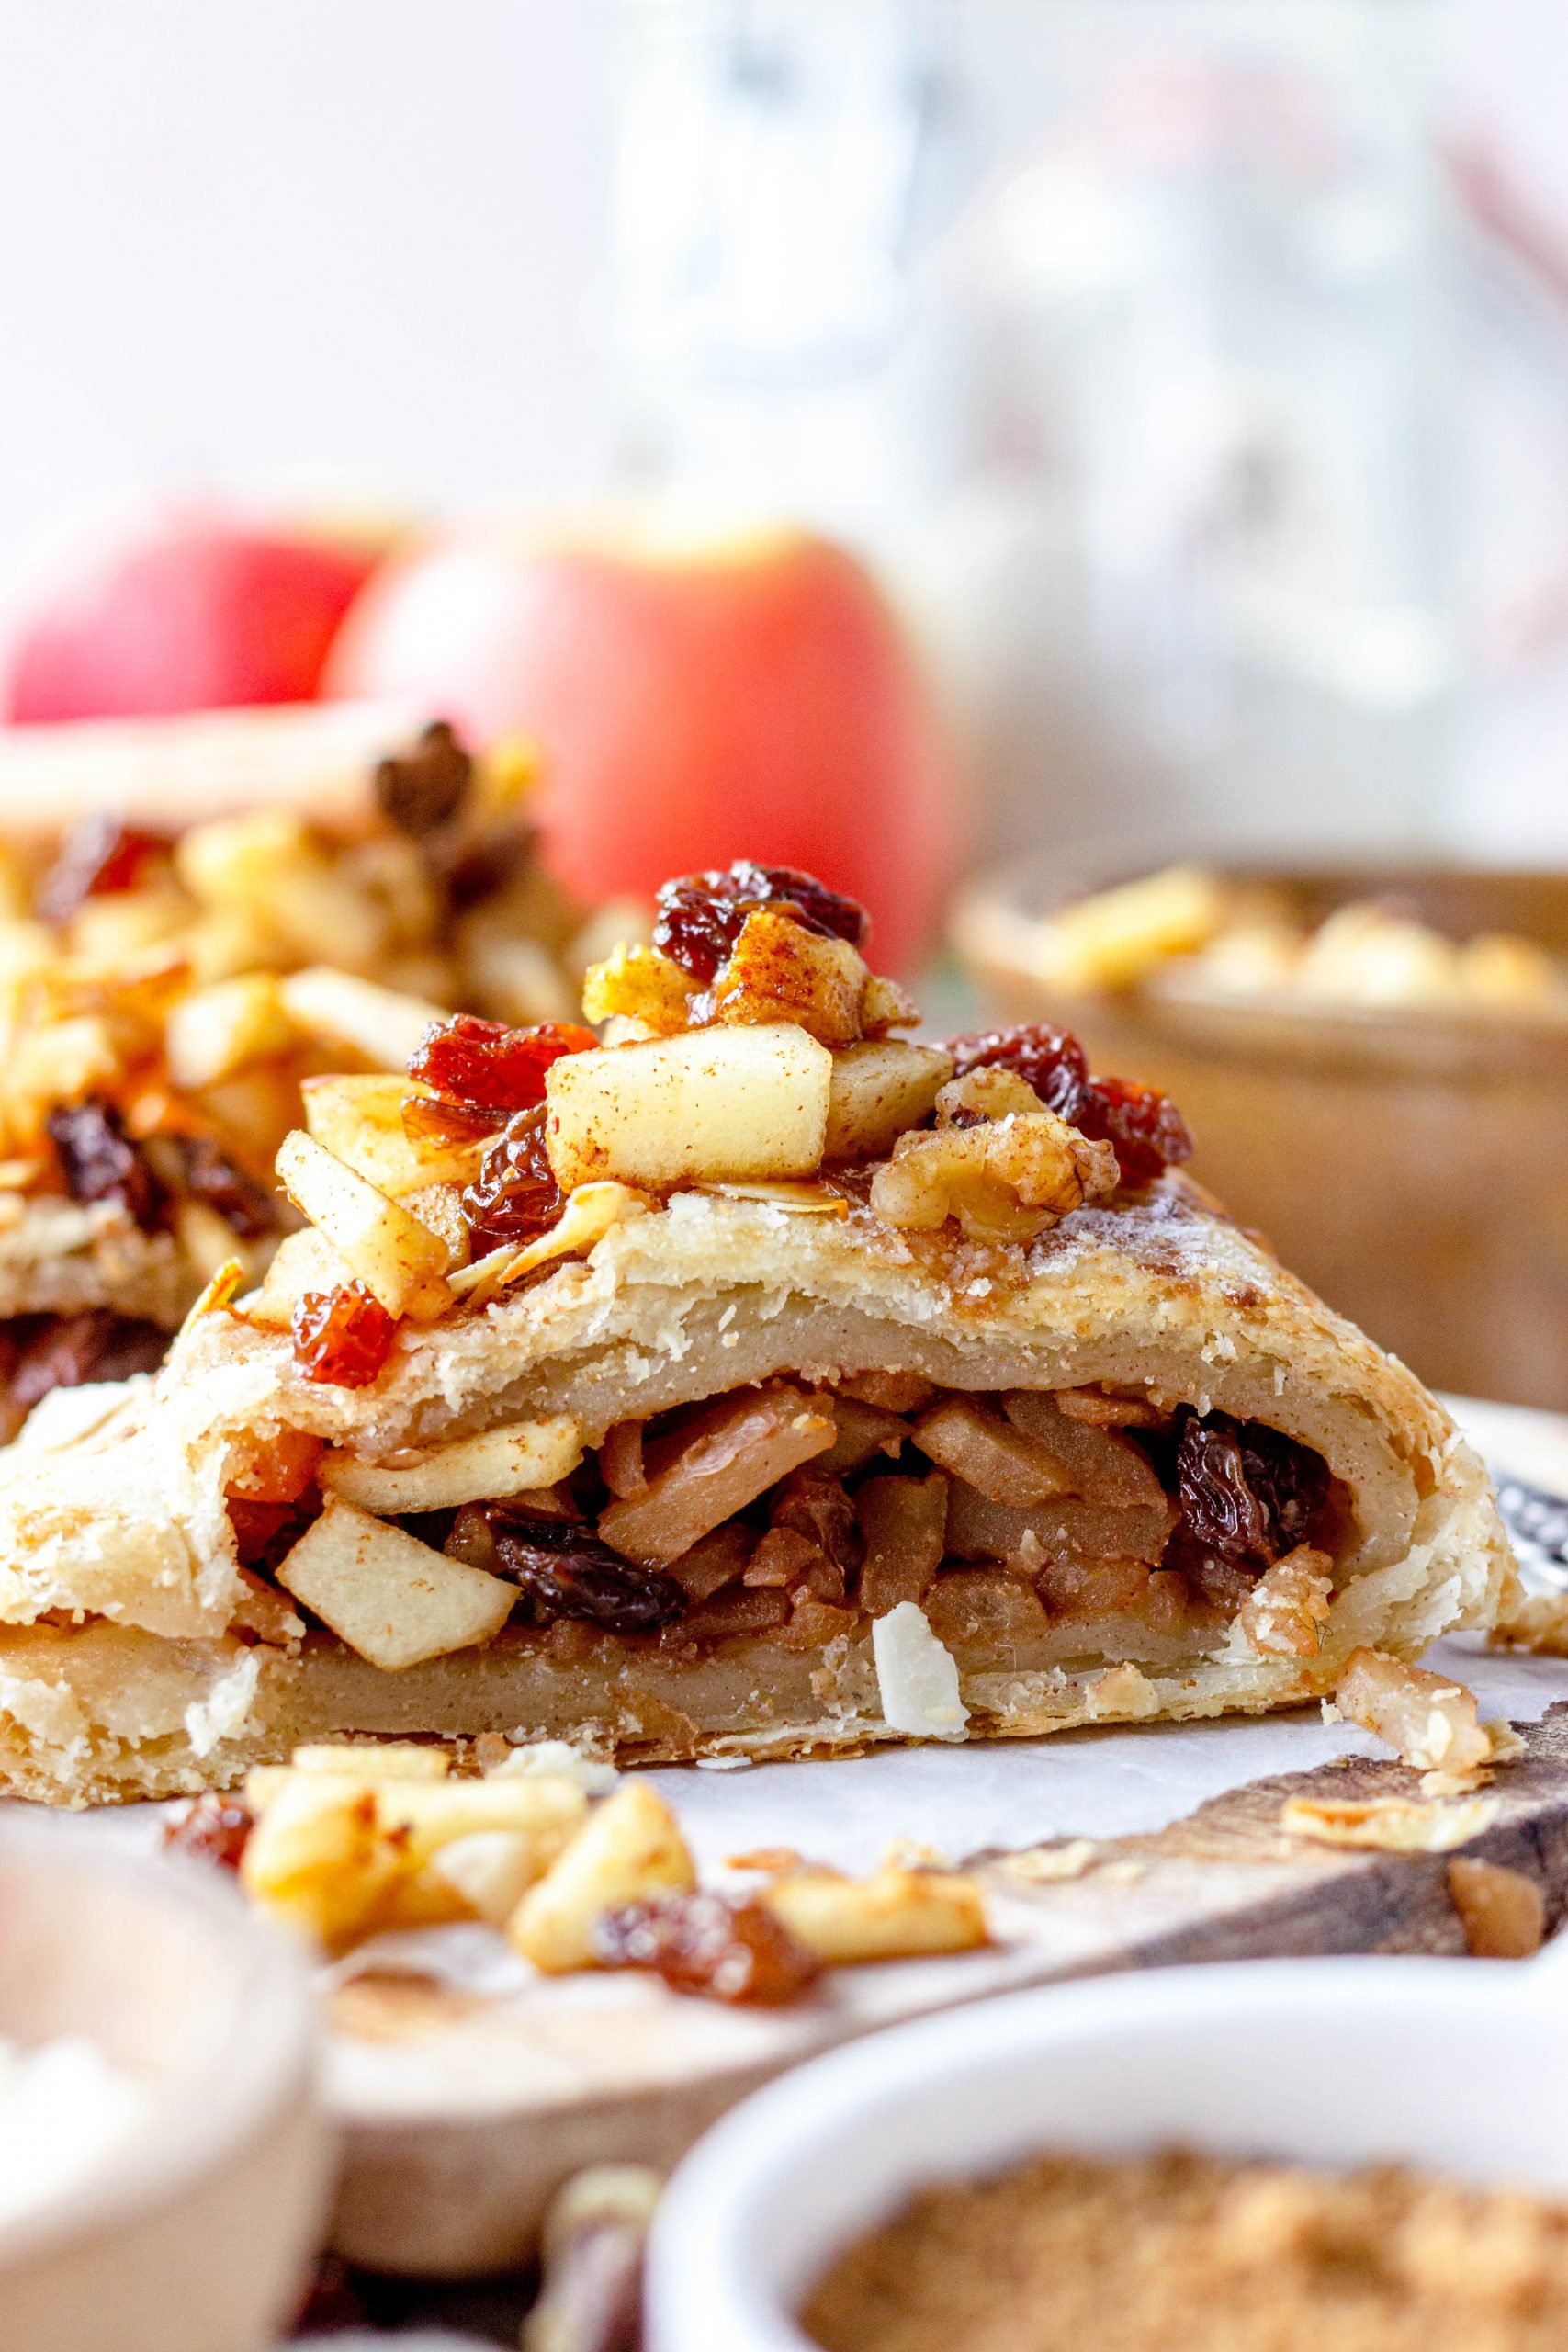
291, 1284, 397, 1387
162, 1793, 254, 1871
37, 812, 169, 922
459, 1104, 562, 1256
177, 1135, 280, 1239
46, 1099, 165, 1230
485, 1515, 685, 1633
1173, 1411, 1327, 1567
1077, 1074, 1194, 1186
593, 1892, 822, 2005
409, 1014, 595, 1113
653, 862, 869, 983
948, 1024, 1089, 1121
373, 719, 473, 838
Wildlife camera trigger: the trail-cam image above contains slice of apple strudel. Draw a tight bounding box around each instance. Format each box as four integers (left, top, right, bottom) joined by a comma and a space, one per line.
0, 862, 1511, 1803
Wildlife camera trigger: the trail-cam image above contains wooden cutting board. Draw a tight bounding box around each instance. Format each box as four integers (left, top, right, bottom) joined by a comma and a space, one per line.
321, 1395, 1568, 2278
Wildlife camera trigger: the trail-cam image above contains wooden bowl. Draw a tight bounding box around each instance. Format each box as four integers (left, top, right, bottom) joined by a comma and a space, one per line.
0, 1824, 335, 2352
953, 852, 1568, 1408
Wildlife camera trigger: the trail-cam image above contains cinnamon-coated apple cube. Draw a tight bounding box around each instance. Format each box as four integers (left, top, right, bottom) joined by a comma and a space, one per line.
762, 1864, 988, 1963
276, 1129, 454, 1319
581, 942, 698, 1035
545, 1023, 830, 1190
302, 1073, 487, 1194
288, 1742, 450, 1781
245, 1227, 358, 1330
507, 1781, 696, 1973
707, 910, 867, 1047
824, 1039, 953, 1162
164, 973, 299, 1090
239, 1777, 403, 1949
277, 965, 448, 1071
176, 811, 389, 972
275, 1497, 515, 1669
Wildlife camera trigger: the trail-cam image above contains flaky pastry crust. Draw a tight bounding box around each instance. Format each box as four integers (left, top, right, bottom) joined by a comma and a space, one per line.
0, 1175, 1511, 1804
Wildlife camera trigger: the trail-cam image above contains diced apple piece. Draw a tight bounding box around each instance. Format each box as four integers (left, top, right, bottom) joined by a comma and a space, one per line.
319, 1413, 583, 1511
245, 1227, 358, 1330
164, 973, 298, 1090
177, 811, 389, 972
581, 942, 697, 1035
825, 1040, 953, 1163
598, 1386, 834, 1566
857, 1473, 948, 1614
914, 1396, 1077, 1508
276, 1129, 454, 1319
239, 1776, 401, 1948
278, 965, 448, 1071
289, 1742, 449, 1780
762, 1864, 987, 1963
508, 1781, 696, 1973
545, 1024, 830, 1190
707, 909, 867, 1047
302, 1073, 487, 1194
275, 1497, 515, 1669
1001, 1390, 1168, 1509
429, 1831, 547, 1927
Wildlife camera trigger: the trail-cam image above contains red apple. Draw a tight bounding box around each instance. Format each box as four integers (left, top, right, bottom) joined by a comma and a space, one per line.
4, 514, 382, 724
322, 518, 961, 969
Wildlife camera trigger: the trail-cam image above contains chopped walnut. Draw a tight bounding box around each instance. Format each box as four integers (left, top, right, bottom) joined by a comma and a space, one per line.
1235, 1544, 1334, 1657
581, 941, 697, 1035
1447, 1857, 1546, 1958
935, 1066, 1043, 1125
869, 1109, 1119, 1241
1336, 1648, 1507, 1779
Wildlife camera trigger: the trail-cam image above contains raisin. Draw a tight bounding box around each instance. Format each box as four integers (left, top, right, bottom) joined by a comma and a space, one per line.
291, 1285, 397, 1386
290, 2253, 369, 2336
485, 1515, 685, 1633
46, 1099, 165, 1230
409, 1014, 595, 1113
653, 862, 869, 983
161, 1793, 254, 1871
0, 1312, 166, 1444
423, 823, 534, 913
372, 719, 473, 838
1077, 1074, 1194, 1186
227, 1498, 309, 1574
177, 1135, 280, 1239
1173, 1411, 1327, 1567
37, 812, 169, 923
593, 1892, 822, 2005
459, 1104, 562, 1256
401, 1093, 502, 1152
948, 1024, 1089, 1121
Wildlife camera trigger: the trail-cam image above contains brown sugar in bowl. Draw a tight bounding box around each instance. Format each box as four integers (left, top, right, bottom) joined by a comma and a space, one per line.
953, 853, 1568, 1408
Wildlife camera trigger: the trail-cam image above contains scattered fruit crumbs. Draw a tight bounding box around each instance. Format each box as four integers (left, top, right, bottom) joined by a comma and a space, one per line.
164, 1739, 989, 2001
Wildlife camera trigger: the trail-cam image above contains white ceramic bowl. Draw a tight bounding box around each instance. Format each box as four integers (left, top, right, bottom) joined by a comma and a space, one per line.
645, 1959, 1568, 2352
0, 1822, 336, 2352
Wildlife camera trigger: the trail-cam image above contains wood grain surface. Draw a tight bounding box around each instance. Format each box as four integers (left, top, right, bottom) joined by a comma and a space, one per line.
328, 1701, 1568, 2278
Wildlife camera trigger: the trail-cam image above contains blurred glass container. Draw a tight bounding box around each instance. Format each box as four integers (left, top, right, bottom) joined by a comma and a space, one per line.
954, 849, 1568, 1408
609, 0, 1462, 863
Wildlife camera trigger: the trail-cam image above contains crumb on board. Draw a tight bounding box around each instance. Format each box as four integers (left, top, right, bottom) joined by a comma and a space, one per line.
1280, 1793, 1499, 1853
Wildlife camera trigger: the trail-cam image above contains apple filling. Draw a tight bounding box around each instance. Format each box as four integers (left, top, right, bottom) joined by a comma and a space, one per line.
226, 1379, 1344, 1679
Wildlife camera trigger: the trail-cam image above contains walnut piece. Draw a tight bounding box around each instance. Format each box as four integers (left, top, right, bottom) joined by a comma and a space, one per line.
869, 1108, 1119, 1241
1335, 1647, 1504, 1777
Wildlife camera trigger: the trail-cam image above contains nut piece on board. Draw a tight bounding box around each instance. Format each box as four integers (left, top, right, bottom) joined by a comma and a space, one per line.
1447, 1857, 1547, 1959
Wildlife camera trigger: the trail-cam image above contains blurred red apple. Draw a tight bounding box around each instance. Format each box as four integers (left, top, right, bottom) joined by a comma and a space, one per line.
323, 518, 961, 968
4, 514, 382, 723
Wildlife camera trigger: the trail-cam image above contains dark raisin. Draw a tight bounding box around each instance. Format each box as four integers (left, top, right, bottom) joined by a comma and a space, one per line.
1077, 1074, 1194, 1186
162, 1793, 254, 1871
291, 1284, 397, 1386
459, 1104, 561, 1256
228, 1498, 310, 1574
46, 1099, 165, 1230
289, 2252, 369, 2336
948, 1024, 1089, 1121
653, 862, 869, 983
423, 823, 535, 913
1173, 1411, 1327, 1567
373, 719, 473, 838
0, 1311, 166, 1444
593, 1892, 822, 2005
409, 1014, 596, 1113
177, 1135, 280, 1239
486, 1515, 685, 1633
37, 813, 170, 923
